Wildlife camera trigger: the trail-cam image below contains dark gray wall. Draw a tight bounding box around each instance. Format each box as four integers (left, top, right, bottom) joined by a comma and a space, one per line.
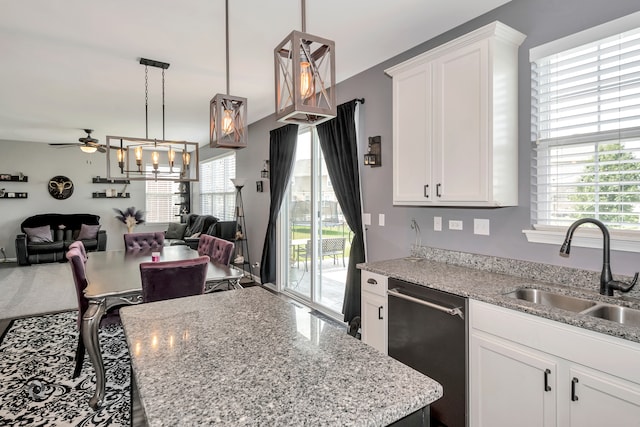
238, 0, 640, 279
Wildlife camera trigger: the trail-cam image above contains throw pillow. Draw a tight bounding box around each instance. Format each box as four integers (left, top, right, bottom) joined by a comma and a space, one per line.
165, 222, 187, 239
24, 225, 53, 243
77, 224, 101, 240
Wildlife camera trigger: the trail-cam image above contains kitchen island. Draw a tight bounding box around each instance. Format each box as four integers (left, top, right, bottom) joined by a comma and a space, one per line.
120, 287, 442, 426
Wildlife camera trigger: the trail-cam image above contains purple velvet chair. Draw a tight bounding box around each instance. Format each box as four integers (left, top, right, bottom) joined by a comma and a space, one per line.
197, 234, 234, 266
139, 256, 210, 303
124, 232, 165, 252
66, 247, 120, 378
68, 240, 88, 262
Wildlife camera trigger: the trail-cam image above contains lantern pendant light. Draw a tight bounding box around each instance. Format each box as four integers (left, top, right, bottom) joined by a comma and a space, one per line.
210, 0, 248, 149
274, 0, 336, 125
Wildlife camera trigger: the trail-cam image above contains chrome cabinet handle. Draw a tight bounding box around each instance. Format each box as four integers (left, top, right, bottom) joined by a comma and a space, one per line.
387, 288, 464, 320
571, 377, 579, 401
367, 278, 377, 285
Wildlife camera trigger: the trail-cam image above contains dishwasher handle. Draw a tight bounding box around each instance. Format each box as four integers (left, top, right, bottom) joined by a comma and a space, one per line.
387, 288, 464, 320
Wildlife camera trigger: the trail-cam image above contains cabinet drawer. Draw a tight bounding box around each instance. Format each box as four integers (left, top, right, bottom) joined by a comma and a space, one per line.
361, 271, 388, 297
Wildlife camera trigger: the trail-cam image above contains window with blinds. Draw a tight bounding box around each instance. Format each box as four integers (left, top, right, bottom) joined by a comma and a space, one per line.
531, 25, 640, 231
145, 167, 181, 223
199, 153, 236, 220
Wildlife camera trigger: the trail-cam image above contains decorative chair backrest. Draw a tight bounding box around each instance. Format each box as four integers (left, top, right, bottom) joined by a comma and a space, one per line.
198, 234, 234, 266
139, 256, 210, 303
124, 232, 165, 252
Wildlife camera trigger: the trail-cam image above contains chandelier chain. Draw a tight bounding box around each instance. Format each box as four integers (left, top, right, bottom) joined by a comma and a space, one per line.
162, 68, 166, 141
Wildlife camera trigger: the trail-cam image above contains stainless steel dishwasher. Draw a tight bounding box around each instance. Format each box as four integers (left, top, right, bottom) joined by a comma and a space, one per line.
387, 278, 468, 427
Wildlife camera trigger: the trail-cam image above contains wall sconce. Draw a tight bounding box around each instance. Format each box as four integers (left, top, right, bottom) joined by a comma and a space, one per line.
364, 136, 381, 167
261, 160, 270, 179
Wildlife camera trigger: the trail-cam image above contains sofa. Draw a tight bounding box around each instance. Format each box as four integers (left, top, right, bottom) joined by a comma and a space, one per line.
164, 213, 236, 249
16, 213, 107, 266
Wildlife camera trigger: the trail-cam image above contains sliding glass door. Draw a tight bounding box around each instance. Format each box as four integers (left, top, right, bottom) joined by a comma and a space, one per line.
281, 128, 349, 316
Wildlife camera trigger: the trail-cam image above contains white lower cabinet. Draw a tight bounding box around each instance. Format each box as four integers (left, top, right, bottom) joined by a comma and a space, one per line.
360, 271, 388, 354
470, 300, 640, 427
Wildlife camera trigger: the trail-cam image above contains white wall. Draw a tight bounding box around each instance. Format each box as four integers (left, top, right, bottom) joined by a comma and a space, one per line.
0, 140, 164, 258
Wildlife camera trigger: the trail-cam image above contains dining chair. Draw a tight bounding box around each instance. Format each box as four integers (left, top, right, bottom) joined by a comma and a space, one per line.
197, 234, 234, 266
68, 240, 88, 262
124, 231, 165, 252
139, 256, 210, 303
66, 246, 120, 378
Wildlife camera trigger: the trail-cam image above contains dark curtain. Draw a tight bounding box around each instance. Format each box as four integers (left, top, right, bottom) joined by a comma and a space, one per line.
316, 100, 364, 323
260, 124, 299, 284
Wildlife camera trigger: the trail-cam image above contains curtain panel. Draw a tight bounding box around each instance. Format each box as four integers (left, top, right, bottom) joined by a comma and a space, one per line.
316, 100, 364, 323
260, 124, 299, 284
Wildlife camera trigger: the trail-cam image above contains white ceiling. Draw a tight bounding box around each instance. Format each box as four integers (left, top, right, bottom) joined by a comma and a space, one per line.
0, 0, 510, 147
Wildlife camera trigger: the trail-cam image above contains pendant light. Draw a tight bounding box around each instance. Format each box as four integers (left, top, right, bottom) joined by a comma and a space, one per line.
210, 0, 248, 149
105, 58, 200, 182
274, 0, 336, 125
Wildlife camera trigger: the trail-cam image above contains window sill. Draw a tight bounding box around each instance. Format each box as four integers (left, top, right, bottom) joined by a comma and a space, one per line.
523, 226, 640, 253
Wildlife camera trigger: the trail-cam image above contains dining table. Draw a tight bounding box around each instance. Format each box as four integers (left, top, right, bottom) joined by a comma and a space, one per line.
82, 245, 243, 409
119, 287, 443, 426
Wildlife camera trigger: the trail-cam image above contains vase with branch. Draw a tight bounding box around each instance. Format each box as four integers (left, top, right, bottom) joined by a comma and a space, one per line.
114, 207, 145, 234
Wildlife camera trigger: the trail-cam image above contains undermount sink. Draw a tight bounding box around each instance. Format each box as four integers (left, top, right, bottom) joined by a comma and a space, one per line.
506, 287, 640, 328
581, 305, 640, 327
505, 288, 598, 313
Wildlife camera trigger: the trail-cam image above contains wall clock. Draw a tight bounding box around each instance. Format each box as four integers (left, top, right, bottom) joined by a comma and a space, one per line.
48, 175, 74, 200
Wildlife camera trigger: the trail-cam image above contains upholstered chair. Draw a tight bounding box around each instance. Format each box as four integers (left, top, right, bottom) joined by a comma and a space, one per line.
139, 256, 209, 303
68, 240, 88, 262
66, 247, 120, 378
124, 232, 165, 252
197, 234, 234, 266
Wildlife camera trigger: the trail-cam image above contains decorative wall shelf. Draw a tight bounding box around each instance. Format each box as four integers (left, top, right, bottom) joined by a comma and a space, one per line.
0, 192, 28, 198
93, 177, 130, 184
0, 174, 28, 182
92, 192, 130, 199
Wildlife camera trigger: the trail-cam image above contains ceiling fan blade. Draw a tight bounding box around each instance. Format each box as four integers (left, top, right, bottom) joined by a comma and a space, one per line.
49, 143, 80, 146
97, 146, 107, 153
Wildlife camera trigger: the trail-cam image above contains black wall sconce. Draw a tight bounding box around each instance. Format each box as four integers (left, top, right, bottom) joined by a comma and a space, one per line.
261, 160, 270, 178
364, 136, 381, 167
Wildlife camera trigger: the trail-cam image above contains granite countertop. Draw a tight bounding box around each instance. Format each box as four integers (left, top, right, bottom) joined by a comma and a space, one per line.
359, 257, 640, 344
119, 287, 442, 427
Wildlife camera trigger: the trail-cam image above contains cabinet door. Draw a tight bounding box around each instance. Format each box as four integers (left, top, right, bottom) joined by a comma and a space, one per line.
567, 365, 640, 426
361, 292, 387, 354
392, 63, 432, 204
470, 332, 557, 427
432, 39, 489, 203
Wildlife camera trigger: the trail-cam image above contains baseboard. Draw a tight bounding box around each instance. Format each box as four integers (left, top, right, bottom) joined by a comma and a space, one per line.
0, 258, 17, 263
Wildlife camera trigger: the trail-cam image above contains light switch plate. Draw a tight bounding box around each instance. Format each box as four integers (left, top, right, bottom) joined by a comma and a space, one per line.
363, 213, 371, 226
379, 214, 385, 226
474, 218, 490, 235
434, 216, 442, 231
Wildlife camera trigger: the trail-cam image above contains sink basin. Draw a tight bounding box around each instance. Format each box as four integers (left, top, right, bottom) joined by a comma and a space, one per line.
581, 305, 640, 327
505, 288, 597, 313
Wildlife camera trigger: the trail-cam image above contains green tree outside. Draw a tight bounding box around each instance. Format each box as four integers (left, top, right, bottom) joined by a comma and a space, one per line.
568, 143, 640, 228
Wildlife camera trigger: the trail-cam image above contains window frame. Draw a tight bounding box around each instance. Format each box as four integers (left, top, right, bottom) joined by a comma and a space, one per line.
525, 11, 640, 253
144, 165, 182, 224
198, 152, 236, 221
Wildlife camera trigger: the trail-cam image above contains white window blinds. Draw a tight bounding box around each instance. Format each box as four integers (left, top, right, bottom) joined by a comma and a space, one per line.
145, 166, 181, 223
531, 25, 640, 230
199, 153, 236, 220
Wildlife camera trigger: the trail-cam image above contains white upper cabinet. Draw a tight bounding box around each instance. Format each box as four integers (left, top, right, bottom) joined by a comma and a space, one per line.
386, 22, 525, 207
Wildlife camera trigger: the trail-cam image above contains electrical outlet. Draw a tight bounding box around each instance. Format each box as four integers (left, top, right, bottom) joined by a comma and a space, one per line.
434, 217, 442, 231
449, 220, 463, 230
252, 262, 260, 269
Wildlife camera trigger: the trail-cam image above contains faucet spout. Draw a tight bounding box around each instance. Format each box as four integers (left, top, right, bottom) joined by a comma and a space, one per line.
559, 218, 637, 296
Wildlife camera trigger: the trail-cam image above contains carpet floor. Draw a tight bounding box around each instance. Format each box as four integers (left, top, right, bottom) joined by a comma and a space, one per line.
0, 262, 76, 320
0, 311, 130, 426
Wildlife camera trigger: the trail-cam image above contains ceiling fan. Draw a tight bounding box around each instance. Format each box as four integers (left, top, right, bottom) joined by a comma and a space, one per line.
49, 129, 106, 153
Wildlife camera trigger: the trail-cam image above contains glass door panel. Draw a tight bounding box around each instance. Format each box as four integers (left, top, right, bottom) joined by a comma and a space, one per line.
283, 129, 348, 317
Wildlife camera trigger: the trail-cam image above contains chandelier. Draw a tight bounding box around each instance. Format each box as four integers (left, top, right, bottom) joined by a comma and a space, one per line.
210, 0, 248, 149
274, 0, 336, 125
106, 58, 199, 182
